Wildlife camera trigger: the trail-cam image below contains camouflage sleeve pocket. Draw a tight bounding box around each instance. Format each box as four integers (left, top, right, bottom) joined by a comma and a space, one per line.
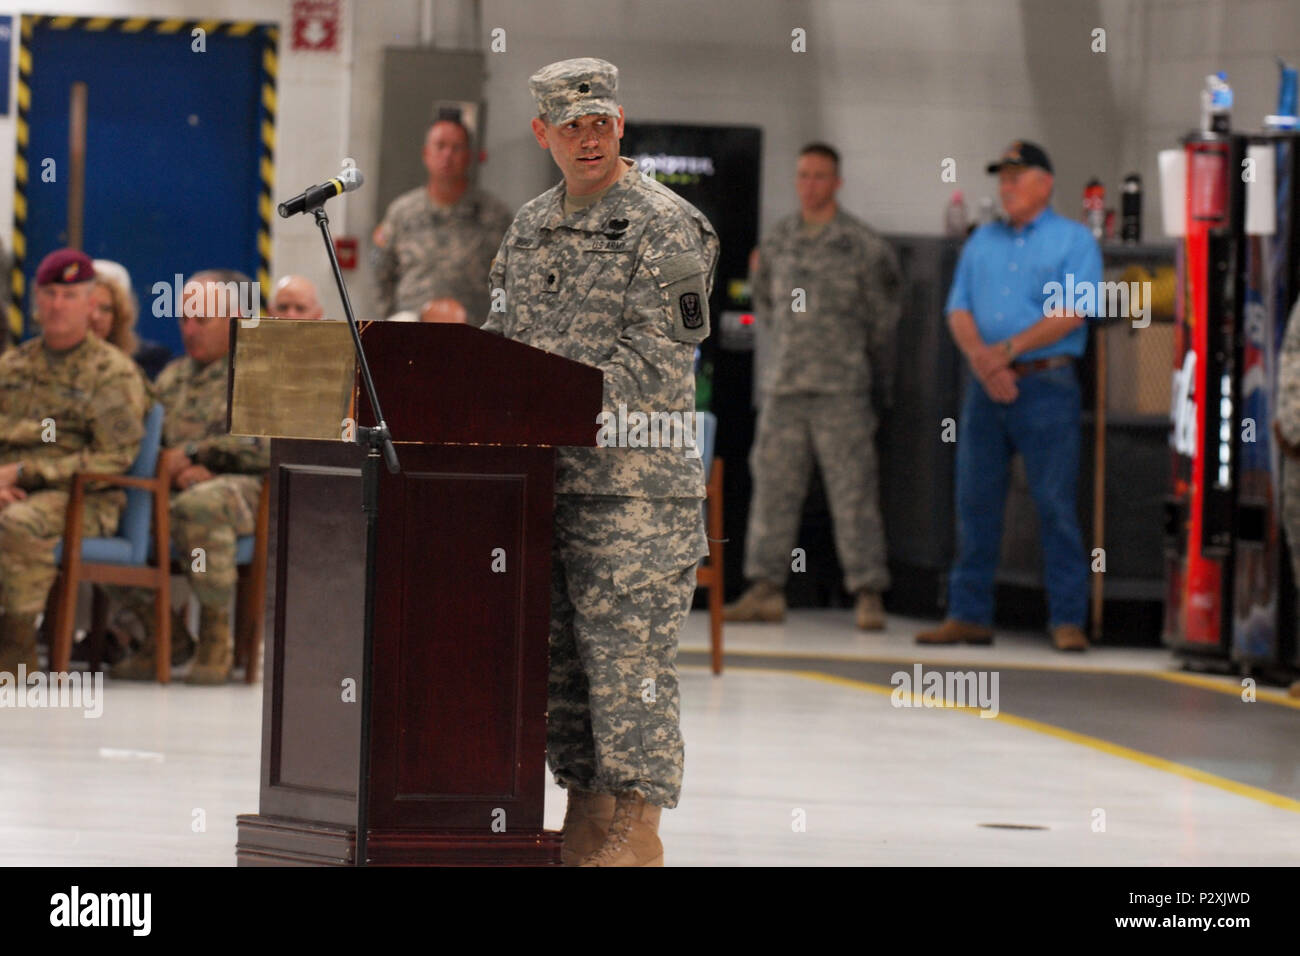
652, 252, 710, 344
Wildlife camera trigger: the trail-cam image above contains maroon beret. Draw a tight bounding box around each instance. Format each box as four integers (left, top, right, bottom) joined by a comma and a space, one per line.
35, 248, 96, 286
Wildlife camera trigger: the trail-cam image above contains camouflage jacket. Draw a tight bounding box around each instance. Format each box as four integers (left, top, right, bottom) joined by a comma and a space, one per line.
1278, 294, 1300, 457
483, 158, 719, 498
374, 185, 513, 324
752, 207, 901, 398
155, 353, 269, 475
0, 333, 149, 494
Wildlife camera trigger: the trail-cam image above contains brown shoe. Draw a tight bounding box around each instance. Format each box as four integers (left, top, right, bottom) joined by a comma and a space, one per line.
560, 789, 616, 866
855, 591, 886, 630
1051, 624, 1089, 652
1287, 680, 1299, 699
579, 791, 664, 867
915, 618, 993, 645
723, 580, 786, 623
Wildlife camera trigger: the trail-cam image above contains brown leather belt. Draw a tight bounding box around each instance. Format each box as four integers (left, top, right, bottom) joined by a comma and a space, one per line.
1011, 355, 1074, 378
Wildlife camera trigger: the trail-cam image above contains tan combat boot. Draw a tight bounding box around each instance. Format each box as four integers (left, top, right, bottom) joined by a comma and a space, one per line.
560, 789, 617, 866
1051, 624, 1089, 652
723, 580, 786, 623
579, 791, 663, 867
855, 591, 886, 630
915, 618, 994, 645
109, 603, 158, 681
186, 605, 232, 685
0, 612, 41, 678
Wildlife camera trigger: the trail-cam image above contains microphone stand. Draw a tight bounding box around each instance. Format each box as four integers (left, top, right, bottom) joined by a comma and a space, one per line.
308, 201, 399, 867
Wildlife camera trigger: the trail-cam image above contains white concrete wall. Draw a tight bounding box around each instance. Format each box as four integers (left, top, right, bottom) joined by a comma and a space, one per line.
2, 0, 1296, 327
1129, 0, 1300, 237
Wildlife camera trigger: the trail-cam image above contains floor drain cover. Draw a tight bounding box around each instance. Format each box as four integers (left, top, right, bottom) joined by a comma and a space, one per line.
978, 823, 1048, 830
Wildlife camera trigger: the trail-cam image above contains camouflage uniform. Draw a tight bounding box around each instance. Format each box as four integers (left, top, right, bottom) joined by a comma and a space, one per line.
116, 353, 267, 616
0, 333, 148, 615
374, 185, 512, 324
745, 208, 901, 593
1277, 295, 1300, 588
483, 153, 718, 809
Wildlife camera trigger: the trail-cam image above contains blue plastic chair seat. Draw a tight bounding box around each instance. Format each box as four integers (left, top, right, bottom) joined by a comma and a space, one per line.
57, 537, 135, 565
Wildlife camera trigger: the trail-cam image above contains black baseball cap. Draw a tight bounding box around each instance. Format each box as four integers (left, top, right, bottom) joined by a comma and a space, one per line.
986, 140, 1053, 175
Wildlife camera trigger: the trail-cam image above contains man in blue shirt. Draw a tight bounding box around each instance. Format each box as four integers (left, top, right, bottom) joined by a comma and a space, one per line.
917, 141, 1102, 651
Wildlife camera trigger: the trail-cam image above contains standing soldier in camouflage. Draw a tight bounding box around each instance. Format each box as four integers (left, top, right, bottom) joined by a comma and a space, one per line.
0, 249, 148, 675
111, 270, 268, 684
482, 58, 718, 866
726, 143, 902, 630
1275, 294, 1300, 697
373, 117, 513, 325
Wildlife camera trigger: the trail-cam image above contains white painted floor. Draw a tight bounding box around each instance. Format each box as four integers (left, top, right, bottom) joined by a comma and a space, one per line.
2, 609, 1296, 866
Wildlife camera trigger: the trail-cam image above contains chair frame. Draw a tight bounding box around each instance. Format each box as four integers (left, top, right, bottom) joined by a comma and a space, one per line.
50, 468, 173, 683
695, 456, 725, 675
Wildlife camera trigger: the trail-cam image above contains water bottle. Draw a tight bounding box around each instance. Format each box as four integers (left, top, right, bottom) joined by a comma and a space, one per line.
1201, 72, 1233, 133
1121, 173, 1142, 243
944, 190, 968, 237
1083, 178, 1106, 240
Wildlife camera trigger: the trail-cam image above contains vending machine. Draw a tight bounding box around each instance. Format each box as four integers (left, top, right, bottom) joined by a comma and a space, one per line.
1162, 127, 1300, 673
621, 123, 763, 597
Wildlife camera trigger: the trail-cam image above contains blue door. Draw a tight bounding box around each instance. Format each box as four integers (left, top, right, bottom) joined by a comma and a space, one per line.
16, 17, 275, 358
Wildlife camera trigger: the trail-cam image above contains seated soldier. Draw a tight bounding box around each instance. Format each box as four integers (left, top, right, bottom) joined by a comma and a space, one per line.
111, 270, 269, 684
0, 249, 149, 676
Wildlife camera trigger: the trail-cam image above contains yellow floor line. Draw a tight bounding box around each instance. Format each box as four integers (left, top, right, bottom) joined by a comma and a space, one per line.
680, 645, 1300, 708
1145, 669, 1300, 709
679, 663, 1300, 815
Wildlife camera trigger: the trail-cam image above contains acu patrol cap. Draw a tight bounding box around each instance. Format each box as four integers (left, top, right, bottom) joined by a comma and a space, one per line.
529, 58, 620, 126
35, 248, 96, 286
986, 140, 1053, 175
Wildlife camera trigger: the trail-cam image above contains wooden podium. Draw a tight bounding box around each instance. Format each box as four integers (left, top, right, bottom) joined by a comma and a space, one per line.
232, 320, 601, 866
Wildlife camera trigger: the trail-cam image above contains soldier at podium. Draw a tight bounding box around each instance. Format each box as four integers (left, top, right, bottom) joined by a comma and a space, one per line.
482, 58, 719, 866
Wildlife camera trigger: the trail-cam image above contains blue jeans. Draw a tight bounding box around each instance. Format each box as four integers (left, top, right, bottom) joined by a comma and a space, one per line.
948, 365, 1087, 629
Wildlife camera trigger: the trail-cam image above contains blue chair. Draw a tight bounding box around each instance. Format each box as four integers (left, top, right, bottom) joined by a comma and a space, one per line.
50, 402, 174, 681
694, 410, 725, 674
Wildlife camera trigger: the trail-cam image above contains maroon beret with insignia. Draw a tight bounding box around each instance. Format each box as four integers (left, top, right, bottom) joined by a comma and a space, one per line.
35, 248, 96, 286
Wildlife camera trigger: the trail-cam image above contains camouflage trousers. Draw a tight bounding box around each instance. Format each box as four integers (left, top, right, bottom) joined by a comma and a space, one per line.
548, 493, 707, 809
116, 473, 262, 615
0, 490, 121, 615
744, 392, 890, 593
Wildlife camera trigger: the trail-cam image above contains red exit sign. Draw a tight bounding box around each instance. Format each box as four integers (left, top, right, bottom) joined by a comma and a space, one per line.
334, 236, 357, 270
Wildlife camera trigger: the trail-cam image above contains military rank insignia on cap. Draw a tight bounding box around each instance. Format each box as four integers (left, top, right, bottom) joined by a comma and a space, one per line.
34, 248, 96, 285
529, 57, 620, 126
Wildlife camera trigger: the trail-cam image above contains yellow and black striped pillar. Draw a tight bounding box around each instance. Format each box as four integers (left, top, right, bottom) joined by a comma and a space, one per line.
10, 15, 278, 340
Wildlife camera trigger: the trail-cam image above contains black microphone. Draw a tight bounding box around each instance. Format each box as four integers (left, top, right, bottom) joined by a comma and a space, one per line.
278, 166, 364, 218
